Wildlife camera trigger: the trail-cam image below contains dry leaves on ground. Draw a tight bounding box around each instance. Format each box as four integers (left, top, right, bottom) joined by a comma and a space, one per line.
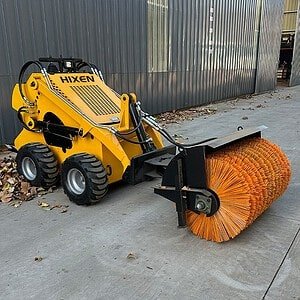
156, 106, 217, 125
0, 156, 53, 204
37, 200, 69, 213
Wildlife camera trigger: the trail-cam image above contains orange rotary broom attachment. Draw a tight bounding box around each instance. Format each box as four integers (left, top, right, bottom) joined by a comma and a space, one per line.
154, 126, 291, 242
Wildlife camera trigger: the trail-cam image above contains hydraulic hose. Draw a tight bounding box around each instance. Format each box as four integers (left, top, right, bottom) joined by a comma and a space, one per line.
77, 62, 104, 81
77, 61, 95, 73
114, 131, 152, 145
142, 113, 216, 149
18, 60, 44, 106
115, 117, 143, 136
17, 107, 41, 133
159, 127, 216, 149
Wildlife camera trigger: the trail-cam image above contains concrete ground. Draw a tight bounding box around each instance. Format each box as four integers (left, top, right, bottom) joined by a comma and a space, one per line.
0, 86, 299, 300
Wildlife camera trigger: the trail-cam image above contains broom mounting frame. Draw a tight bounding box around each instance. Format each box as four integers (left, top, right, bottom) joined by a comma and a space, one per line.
155, 126, 267, 227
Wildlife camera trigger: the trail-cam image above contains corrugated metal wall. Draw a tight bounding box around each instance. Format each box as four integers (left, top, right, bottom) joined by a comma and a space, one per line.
147, 0, 260, 113
290, 1, 300, 86
282, 0, 299, 33
255, 0, 285, 92
0, 0, 284, 144
0, 0, 148, 144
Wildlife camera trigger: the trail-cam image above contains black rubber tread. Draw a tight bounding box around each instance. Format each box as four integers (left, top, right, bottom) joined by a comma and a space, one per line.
16, 143, 59, 188
61, 153, 108, 205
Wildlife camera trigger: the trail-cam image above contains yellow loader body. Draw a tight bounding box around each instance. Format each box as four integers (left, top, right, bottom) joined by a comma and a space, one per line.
12, 71, 163, 184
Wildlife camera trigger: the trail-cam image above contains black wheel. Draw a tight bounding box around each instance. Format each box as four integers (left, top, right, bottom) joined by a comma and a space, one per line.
61, 153, 108, 205
16, 143, 59, 188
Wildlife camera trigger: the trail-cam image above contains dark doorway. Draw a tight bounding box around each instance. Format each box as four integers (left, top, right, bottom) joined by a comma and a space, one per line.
277, 0, 299, 87
277, 34, 294, 86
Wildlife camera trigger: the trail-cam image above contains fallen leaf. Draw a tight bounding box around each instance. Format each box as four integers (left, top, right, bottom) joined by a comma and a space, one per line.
256, 104, 265, 108
37, 201, 52, 210
52, 204, 62, 208
8, 186, 15, 193
34, 256, 43, 262
10, 200, 22, 208
38, 201, 50, 208
127, 252, 137, 260
21, 181, 30, 194
1, 192, 13, 203
7, 178, 15, 185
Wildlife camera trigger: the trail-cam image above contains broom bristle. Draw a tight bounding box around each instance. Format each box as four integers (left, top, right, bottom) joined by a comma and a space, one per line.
186, 138, 291, 242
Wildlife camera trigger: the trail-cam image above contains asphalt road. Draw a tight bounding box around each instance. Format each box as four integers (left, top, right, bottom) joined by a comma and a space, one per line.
1, 85, 299, 300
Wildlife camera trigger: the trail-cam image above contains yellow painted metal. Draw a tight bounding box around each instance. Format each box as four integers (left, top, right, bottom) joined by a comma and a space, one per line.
48, 73, 121, 124
118, 94, 131, 131
12, 72, 164, 184
129, 93, 137, 103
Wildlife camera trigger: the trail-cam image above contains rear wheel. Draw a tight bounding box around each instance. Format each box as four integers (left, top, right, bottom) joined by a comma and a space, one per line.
61, 153, 108, 205
16, 143, 59, 188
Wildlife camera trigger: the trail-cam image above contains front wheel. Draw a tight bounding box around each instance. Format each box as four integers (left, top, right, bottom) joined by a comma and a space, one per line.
16, 143, 59, 188
61, 153, 108, 205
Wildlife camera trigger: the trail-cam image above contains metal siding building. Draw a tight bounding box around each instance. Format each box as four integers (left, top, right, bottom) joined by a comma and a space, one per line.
0, 0, 287, 144
255, 0, 285, 92
290, 0, 300, 86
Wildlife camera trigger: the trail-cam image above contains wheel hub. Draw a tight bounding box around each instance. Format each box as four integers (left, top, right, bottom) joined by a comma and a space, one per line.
22, 157, 37, 181
194, 189, 220, 216
67, 168, 86, 195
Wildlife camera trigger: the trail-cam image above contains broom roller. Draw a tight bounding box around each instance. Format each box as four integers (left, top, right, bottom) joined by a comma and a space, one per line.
155, 128, 291, 243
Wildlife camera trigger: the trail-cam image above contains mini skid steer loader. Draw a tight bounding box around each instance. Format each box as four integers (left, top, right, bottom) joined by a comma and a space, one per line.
11, 57, 291, 242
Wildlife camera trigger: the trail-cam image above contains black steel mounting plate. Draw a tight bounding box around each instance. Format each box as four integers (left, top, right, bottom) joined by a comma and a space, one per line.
123, 145, 176, 185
